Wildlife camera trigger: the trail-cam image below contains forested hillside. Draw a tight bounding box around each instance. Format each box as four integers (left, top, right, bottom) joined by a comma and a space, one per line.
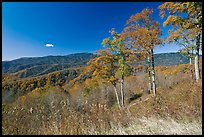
2, 67, 83, 103
153, 53, 189, 66
2, 53, 95, 76
2, 52, 191, 78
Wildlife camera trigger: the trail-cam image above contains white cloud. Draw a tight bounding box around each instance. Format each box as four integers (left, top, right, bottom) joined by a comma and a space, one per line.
45, 44, 54, 47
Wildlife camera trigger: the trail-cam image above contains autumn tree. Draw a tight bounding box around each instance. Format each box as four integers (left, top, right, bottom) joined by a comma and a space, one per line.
124, 8, 163, 97
159, 2, 202, 82
86, 29, 133, 108
102, 28, 133, 107
86, 52, 121, 108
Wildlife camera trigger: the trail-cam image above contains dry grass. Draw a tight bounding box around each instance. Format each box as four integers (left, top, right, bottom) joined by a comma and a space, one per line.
108, 116, 202, 135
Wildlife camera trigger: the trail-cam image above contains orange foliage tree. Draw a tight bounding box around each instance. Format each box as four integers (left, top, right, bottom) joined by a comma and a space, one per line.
123, 8, 163, 97
86, 28, 133, 108
86, 51, 121, 108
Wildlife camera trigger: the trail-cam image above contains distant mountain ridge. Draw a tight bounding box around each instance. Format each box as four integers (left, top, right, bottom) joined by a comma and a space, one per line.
153, 53, 189, 66
2, 52, 192, 78
2, 53, 96, 75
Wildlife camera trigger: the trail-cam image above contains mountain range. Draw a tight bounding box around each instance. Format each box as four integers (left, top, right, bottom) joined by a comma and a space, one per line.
2, 52, 191, 78
2, 53, 95, 78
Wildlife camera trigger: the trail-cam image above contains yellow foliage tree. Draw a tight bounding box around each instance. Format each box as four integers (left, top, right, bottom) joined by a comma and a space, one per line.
124, 8, 163, 96
159, 2, 202, 82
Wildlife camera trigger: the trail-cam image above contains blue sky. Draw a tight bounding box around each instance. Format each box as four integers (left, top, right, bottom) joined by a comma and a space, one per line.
2, 2, 181, 61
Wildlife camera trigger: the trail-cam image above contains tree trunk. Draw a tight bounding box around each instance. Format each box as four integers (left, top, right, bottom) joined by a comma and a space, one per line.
120, 55, 125, 108
147, 53, 152, 94
113, 85, 121, 109
195, 34, 200, 82
189, 57, 193, 80
120, 75, 124, 108
150, 48, 156, 97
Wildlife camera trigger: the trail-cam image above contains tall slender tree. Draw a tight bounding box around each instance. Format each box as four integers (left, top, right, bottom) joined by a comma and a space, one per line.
124, 8, 162, 97
102, 28, 132, 107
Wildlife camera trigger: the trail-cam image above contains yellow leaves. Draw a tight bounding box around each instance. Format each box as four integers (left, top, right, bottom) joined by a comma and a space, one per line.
159, 9, 166, 19
163, 16, 171, 27
101, 37, 110, 46
108, 76, 117, 83
163, 15, 180, 27
87, 47, 120, 86
158, 2, 177, 18
97, 49, 108, 55
160, 2, 200, 51
160, 1, 202, 40
127, 8, 154, 26
124, 7, 162, 54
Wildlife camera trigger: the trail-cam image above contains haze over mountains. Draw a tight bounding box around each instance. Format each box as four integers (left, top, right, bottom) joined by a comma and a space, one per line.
2, 52, 190, 78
